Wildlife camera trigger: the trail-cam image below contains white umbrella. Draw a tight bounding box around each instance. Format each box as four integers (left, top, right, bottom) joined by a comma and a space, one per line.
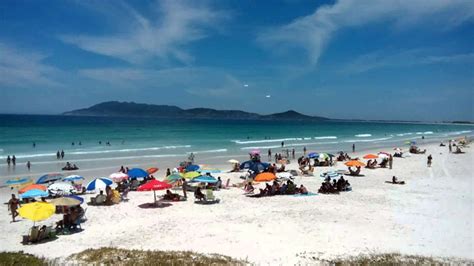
109, 172, 129, 182
277, 172, 293, 179
227, 159, 239, 164
48, 182, 75, 196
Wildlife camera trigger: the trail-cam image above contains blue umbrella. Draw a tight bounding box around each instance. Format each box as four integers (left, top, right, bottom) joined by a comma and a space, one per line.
37, 173, 63, 184
5, 178, 31, 186
193, 175, 218, 183
127, 168, 148, 178
240, 160, 269, 173
307, 152, 319, 158
186, 164, 200, 172
86, 178, 113, 191
20, 189, 49, 199
62, 175, 84, 182
66, 195, 84, 204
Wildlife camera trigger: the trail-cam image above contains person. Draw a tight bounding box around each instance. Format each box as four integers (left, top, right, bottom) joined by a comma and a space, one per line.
303, 146, 307, 156
119, 165, 125, 173
449, 141, 452, 153
72, 142, 75, 146
292, 149, 295, 159
27, 161, 31, 170
79, 141, 82, 146
392, 176, 397, 183
56, 151, 60, 159
33, 142, 36, 148
299, 184, 308, 194
8, 194, 20, 222
216, 177, 222, 189
61, 150, 65, 159
166, 168, 171, 177
105, 185, 113, 205
268, 149, 272, 161
388, 154, 393, 169
182, 178, 188, 199
427, 154, 433, 167
281, 141, 284, 147
6, 155, 11, 166
12, 155, 16, 166
188, 152, 195, 164
352, 143, 355, 153
95, 190, 106, 204
194, 187, 205, 201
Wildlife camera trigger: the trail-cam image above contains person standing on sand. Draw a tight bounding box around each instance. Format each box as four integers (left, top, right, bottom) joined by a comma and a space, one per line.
449, 141, 452, 153
27, 161, 31, 171
292, 149, 295, 159
8, 194, 21, 222
268, 149, 272, 161
427, 154, 433, 167
352, 144, 355, 153
182, 178, 188, 199
388, 154, 393, 169
303, 146, 307, 156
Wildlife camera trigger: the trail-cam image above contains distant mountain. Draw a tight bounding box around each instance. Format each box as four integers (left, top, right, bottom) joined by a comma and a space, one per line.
63, 101, 330, 121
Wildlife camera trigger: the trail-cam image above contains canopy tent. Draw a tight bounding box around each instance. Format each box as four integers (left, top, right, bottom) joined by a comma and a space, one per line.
254, 172, 276, 182
36, 173, 63, 184
137, 180, 172, 205
127, 168, 148, 179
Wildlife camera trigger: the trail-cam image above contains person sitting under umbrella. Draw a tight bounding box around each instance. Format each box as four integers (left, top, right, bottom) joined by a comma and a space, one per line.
194, 187, 205, 201
163, 190, 180, 201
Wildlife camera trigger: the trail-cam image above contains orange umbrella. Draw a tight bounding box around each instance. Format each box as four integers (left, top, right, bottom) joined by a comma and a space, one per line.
363, 154, 378, 159
147, 167, 159, 174
254, 172, 276, 182
344, 160, 366, 167
19, 184, 47, 194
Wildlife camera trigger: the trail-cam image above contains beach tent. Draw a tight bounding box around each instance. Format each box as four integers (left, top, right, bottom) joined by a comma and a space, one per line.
86, 178, 114, 192
127, 168, 148, 179
193, 175, 218, 183
62, 175, 85, 182
20, 189, 49, 199
6, 178, 32, 188
37, 173, 63, 184
109, 172, 129, 182
19, 202, 55, 224
137, 180, 172, 205
19, 184, 47, 194
239, 160, 269, 173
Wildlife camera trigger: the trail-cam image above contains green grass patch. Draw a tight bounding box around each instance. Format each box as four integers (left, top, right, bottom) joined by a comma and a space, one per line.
70, 247, 246, 265
320, 253, 472, 265
0, 252, 47, 266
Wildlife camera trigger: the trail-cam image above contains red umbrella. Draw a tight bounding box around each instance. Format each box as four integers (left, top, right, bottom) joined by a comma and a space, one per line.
138, 180, 172, 204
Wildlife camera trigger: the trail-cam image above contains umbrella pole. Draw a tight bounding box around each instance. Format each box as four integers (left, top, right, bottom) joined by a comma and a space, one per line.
154, 190, 156, 205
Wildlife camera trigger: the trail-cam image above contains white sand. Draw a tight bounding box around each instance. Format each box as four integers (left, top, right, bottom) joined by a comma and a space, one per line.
0, 142, 472, 264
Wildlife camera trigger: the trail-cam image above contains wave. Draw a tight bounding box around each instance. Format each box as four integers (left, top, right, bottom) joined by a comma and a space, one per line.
232, 138, 300, 145
314, 136, 338, 140
240, 141, 340, 150
416, 131, 433, 135
191, 149, 227, 154
446, 130, 472, 136
344, 137, 393, 143
355, 134, 372, 137
396, 133, 414, 137
240, 145, 281, 150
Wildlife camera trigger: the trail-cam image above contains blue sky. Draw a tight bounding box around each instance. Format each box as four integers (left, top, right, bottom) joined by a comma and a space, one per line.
0, 0, 473, 121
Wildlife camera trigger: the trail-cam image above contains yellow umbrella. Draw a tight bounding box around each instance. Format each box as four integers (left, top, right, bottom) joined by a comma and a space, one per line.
19, 202, 55, 222
50, 197, 81, 207
181, 171, 201, 179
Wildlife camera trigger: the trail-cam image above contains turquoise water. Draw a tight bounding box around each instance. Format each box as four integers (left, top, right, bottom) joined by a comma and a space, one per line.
1, 114, 473, 179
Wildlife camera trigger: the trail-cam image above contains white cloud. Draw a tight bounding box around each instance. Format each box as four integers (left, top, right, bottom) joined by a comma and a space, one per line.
258, 0, 474, 64
0, 42, 61, 88
60, 0, 227, 64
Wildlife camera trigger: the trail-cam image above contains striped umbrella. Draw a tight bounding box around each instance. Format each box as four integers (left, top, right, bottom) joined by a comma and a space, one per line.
86, 178, 114, 192
63, 175, 85, 182
109, 172, 129, 182
37, 173, 63, 184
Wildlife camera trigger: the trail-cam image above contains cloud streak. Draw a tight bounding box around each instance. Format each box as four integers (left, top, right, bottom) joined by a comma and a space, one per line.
258, 0, 474, 65
60, 0, 227, 64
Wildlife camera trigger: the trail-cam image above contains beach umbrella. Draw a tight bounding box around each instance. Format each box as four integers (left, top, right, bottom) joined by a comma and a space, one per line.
109, 172, 129, 182
62, 175, 84, 182
192, 175, 218, 183
344, 160, 366, 167
320, 171, 340, 180
254, 172, 276, 182
165, 173, 182, 183
19, 184, 47, 194
185, 164, 200, 172
137, 180, 172, 204
5, 178, 32, 188
227, 159, 239, 164
307, 152, 319, 158
127, 168, 148, 179
65, 195, 84, 204
85, 178, 113, 192
405, 140, 416, 145
363, 154, 378, 159
37, 173, 63, 184
182, 171, 201, 179
48, 182, 75, 195
319, 153, 330, 160
147, 167, 159, 174
20, 189, 49, 199
199, 167, 221, 174
276, 172, 292, 179
239, 160, 269, 173
19, 202, 55, 223
50, 197, 81, 207
250, 149, 260, 155
378, 152, 391, 159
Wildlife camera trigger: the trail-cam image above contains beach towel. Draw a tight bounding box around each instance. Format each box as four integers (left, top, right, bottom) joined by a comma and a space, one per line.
292, 192, 317, 197
385, 181, 405, 185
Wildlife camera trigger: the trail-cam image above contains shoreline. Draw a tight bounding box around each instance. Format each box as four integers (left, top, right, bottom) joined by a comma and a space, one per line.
0, 141, 472, 264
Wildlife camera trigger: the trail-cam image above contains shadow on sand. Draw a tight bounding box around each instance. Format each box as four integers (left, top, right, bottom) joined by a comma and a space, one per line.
138, 202, 172, 209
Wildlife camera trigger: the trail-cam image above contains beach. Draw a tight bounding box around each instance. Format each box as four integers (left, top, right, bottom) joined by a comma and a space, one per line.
0, 141, 472, 264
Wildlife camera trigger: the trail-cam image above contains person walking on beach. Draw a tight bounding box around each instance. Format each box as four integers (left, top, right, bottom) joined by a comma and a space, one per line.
303, 146, 307, 156
292, 149, 295, 159
26, 161, 31, 171
61, 150, 65, 159
56, 151, 60, 159
281, 141, 284, 147
12, 155, 16, 166
388, 154, 393, 169
352, 144, 355, 153
6, 155, 11, 166
166, 168, 171, 177
181, 178, 188, 199
8, 194, 20, 222
268, 149, 272, 161
427, 154, 433, 167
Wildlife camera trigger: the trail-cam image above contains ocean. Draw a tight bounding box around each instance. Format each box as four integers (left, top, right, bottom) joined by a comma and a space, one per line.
1, 114, 473, 181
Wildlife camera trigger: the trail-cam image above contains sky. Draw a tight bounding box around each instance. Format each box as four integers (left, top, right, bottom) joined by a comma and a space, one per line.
0, 0, 473, 121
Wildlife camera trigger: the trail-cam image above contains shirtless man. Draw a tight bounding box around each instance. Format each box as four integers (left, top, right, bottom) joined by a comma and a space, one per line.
8, 194, 21, 222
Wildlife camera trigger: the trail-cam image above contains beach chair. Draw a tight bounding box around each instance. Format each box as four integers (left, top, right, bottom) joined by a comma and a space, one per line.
22, 226, 40, 244
205, 189, 216, 201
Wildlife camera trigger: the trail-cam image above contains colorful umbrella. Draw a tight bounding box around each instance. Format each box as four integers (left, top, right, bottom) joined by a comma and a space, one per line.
185, 164, 200, 172
36, 173, 63, 184
50, 197, 81, 207
165, 173, 182, 183
137, 179, 172, 204
110, 172, 129, 182
147, 167, 159, 174
5, 178, 32, 188
254, 172, 276, 182
344, 160, 366, 167
62, 175, 84, 182
48, 182, 75, 195
240, 160, 269, 173
307, 152, 319, 158
19, 184, 47, 194
250, 149, 261, 155
19, 202, 55, 222
363, 154, 378, 159
182, 171, 201, 179
199, 167, 221, 174
127, 168, 148, 178
319, 153, 330, 160
193, 175, 218, 183
85, 178, 113, 192
20, 189, 49, 199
